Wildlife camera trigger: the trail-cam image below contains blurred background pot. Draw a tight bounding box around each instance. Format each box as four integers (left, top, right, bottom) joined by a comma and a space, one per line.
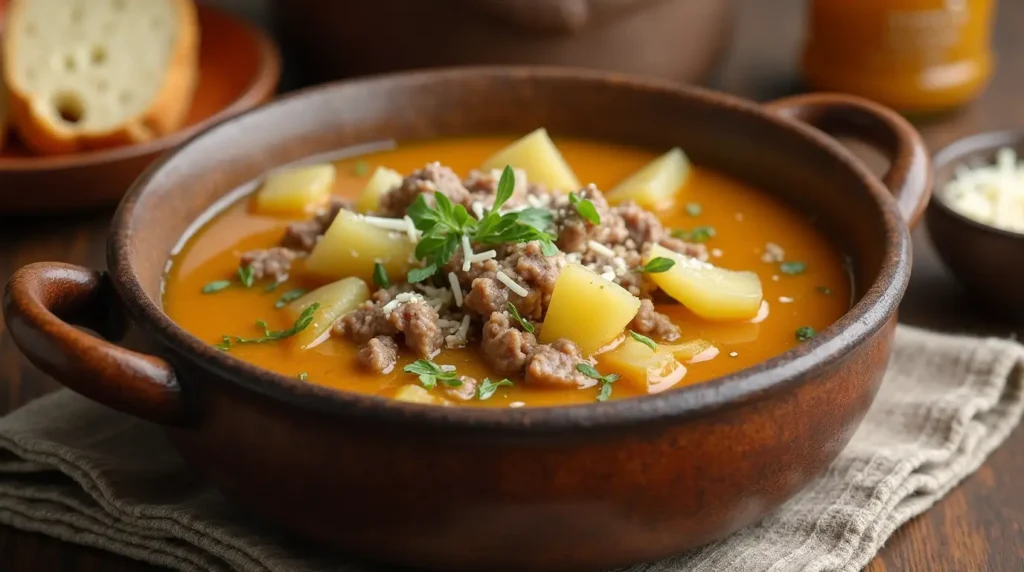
274, 0, 735, 84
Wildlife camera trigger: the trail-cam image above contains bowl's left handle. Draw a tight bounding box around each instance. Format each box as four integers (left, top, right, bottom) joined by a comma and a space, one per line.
3, 263, 188, 426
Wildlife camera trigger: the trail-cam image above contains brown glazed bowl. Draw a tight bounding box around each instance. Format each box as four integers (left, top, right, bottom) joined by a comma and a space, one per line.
3, 69, 930, 571
275, 0, 734, 84
927, 130, 1024, 321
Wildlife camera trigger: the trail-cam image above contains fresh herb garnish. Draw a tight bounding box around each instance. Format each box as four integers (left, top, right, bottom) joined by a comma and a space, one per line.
237, 265, 256, 288
507, 302, 535, 334
685, 202, 703, 217
264, 280, 284, 292
216, 303, 320, 351
816, 286, 832, 295
201, 280, 232, 294
477, 378, 513, 400
407, 264, 438, 283
353, 161, 369, 176
576, 363, 619, 402
274, 288, 307, 309
297, 372, 308, 381
517, 207, 554, 232
671, 226, 716, 243
637, 257, 676, 274
569, 192, 601, 225
795, 326, 817, 341
372, 262, 390, 289
780, 261, 807, 275
628, 330, 657, 351
403, 359, 461, 390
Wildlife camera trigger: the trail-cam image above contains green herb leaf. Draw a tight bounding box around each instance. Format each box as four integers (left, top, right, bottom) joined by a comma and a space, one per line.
372, 262, 390, 289
478, 378, 513, 400
353, 161, 368, 176
201, 280, 232, 294
576, 362, 602, 379
685, 202, 702, 216
671, 226, 716, 243
407, 264, 438, 283
264, 280, 284, 292
517, 207, 554, 232
237, 265, 256, 288
597, 382, 614, 402
628, 330, 657, 351
507, 302, 535, 334
816, 286, 832, 295
540, 238, 559, 256
796, 326, 817, 342
638, 257, 676, 274
492, 165, 516, 212
274, 288, 307, 309
569, 192, 601, 225
297, 372, 308, 381
780, 261, 807, 275
216, 303, 320, 351
576, 362, 619, 401
403, 359, 459, 390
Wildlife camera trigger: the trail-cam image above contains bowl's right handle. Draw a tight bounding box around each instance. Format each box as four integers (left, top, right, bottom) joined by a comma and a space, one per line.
764, 93, 932, 228
3, 262, 188, 426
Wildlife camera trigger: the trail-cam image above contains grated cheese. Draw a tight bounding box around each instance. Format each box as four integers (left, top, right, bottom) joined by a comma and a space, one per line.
761, 242, 785, 263
402, 216, 418, 242
496, 270, 528, 297
444, 315, 472, 349
778, 296, 794, 303
381, 292, 425, 316
462, 235, 474, 272
942, 146, 1024, 233
587, 240, 616, 258
439, 364, 456, 372
471, 201, 486, 220
509, 401, 526, 408
361, 215, 409, 232
468, 249, 497, 263
448, 272, 464, 307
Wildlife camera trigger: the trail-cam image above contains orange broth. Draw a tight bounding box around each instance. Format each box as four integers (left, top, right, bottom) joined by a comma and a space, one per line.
163, 136, 852, 407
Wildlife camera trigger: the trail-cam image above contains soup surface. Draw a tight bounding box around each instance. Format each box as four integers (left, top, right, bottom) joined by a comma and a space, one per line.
164, 135, 851, 408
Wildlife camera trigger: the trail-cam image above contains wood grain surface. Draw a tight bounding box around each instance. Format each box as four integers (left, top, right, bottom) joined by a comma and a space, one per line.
0, 0, 1022, 570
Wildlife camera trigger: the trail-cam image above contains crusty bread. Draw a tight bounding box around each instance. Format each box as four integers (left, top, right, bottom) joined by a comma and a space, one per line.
1, 0, 198, 155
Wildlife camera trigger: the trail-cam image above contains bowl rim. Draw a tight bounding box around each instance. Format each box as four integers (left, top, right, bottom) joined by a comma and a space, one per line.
0, 4, 281, 174
929, 129, 1024, 241
109, 66, 911, 432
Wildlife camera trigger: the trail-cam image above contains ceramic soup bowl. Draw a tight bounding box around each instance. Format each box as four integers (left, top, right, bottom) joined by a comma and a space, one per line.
3, 68, 930, 571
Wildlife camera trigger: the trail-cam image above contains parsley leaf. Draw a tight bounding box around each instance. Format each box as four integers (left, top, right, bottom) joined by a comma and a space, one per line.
685, 202, 702, 216
638, 257, 676, 274
353, 161, 369, 176
576, 363, 619, 402
264, 280, 284, 292
816, 286, 832, 295
237, 265, 255, 288
492, 165, 516, 211
372, 262, 390, 289
671, 226, 716, 243
407, 264, 438, 283
517, 207, 554, 232
201, 280, 232, 294
796, 326, 817, 341
569, 192, 601, 225
540, 239, 559, 256
597, 382, 614, 402
628, 330, 657, 351
780, 261, 807, 275
507, 302, 535, 334
403, 359, 461, 390
477, 378, 513, 400
274, 288, 307, 309
216, 303, 320, 351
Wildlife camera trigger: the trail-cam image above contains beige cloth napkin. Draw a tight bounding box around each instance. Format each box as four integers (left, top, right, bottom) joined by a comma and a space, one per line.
0, 325, 1021, 572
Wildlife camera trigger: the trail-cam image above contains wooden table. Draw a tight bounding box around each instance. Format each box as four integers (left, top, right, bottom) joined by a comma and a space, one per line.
1, 1, 1022, 570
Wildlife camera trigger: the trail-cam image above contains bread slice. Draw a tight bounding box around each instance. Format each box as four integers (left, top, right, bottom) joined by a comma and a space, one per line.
1, 0, 199, 155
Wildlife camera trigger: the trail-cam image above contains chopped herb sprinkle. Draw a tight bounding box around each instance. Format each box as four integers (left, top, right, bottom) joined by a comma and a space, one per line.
477, 378, 513, 400
672, 226, 716, 243
638, 257, 676, 274
628, 330, 657, 351
237, 265, 255, 288
403, 359, 461, 390
201, 280, 232, 294
372, 262, 390, 289
780, 261, 807, 275
216, 303, 319, 351
274, 288, 307, 309
576, 363, 619, 402
507, 302, 535, 334
685, 202, 702, 216
353, 161, 369, 176
816, 286, 832, 295
795, 326, 817, 342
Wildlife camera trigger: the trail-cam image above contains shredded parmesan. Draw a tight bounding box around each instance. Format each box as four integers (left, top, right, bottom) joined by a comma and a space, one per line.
439, 364, 456, 372
461, 235, 474, 272
471, 201, 485, 220
942, 146, 1024, 233
381, 292, 424, 316
361, 215, 409, 231
711, 248, 724, 258
448, 272, 463, 307
509, 401, 526, 408
778, 296, 794, 303
761, 242, 785, 263
468, 249, 497, 263
444, 315, 472, 349
496, 270, 528, 297
402, 216, 418, 241
587, 240, 615, 258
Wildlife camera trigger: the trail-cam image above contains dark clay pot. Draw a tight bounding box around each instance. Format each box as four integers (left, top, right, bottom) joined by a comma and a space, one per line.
3, 68, 930, 571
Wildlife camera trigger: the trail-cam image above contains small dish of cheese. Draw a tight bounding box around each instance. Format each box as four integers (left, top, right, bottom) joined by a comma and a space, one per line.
942, 146, 1024, 233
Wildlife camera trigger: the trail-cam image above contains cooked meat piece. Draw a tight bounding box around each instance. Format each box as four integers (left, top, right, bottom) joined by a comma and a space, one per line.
480, 312, 537, 376
335, 300, 399, 343
464, 276, 510, 318
387, 301, 445, 358
460, 241, 566, 320
357, 336, 399, 374
658, 237, 709, 261
616, 201, 664, 246
378, 162, 471, 217
629, 299, 681, 341
525, 339, 593, 389
280, 197, 351, 252
239, 247, 297, 283
444, 375, 478, 401
554, 185, 629, 252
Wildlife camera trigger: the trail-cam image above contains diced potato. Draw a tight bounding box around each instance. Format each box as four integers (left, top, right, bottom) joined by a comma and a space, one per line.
601, 337, 687, 394
540, 263, 641, 356
480, 128, 581, 191
606, 148, 690, 208
354, 166, 404, 213
394, 384, 450, 406
287, 277, 369, 350
304, 210, 415, 283
646, 244, 763, 321
255, 163, 335, 216
664, 338, 719, 364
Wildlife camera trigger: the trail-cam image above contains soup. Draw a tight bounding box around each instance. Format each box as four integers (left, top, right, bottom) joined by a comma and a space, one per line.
164, 131, 851, 408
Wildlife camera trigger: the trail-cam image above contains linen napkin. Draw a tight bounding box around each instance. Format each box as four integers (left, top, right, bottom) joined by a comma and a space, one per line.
0, 325, 1021, 572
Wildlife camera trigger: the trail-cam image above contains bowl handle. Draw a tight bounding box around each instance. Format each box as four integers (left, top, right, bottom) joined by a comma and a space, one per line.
3, 262, 188, 426
764, 93, 932, 228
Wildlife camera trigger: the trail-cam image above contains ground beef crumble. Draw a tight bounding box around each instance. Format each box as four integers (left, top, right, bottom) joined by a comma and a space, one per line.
630, 299, 681, 341
239, 247, 297, 283
357, 336, 399, 374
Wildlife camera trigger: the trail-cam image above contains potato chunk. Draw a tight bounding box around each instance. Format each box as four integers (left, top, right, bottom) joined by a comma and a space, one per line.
664, 338, 719, 363
255, 163, 335, 216
540, 263, 641, 356
606, 148, 689, 209
480, 128, 581, 191
646, 244, 763, 321
601, 337, 687, 394
305, 210, 415, 283
287, 277, 369, 350
394, 384, 450, 406
354, 166, 404, 213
